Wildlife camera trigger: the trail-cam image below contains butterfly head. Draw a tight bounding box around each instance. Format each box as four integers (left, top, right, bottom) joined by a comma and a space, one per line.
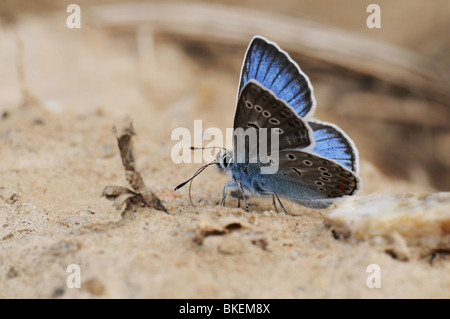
216, 150, 233, 171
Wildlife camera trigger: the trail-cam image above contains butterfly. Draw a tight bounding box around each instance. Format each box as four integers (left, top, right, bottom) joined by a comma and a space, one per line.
175, 36, 361, 213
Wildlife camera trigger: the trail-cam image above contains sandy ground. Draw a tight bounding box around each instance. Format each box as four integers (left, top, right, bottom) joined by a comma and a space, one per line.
0, 3, 449, 298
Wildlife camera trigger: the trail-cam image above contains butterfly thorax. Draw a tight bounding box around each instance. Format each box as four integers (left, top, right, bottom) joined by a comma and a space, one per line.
232, 163, 266, 192
217, 150, 267, 196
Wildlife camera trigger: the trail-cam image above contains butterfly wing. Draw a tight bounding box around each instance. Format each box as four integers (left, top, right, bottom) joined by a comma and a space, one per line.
229, 36, 362, 209
308, 120, 360, 174
239, 36, 315, 119
233, 80, 314, 164
254, 150, 361, 208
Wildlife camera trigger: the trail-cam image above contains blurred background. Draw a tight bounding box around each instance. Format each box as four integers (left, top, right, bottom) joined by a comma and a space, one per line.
1, 0, 449, 191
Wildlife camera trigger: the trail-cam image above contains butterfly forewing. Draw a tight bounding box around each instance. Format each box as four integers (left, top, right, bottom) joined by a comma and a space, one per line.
233, 81, 314, 164
239, 36, 315, 118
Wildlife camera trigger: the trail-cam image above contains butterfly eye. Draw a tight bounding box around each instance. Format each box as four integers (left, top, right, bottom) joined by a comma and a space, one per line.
222, 155, 230, 167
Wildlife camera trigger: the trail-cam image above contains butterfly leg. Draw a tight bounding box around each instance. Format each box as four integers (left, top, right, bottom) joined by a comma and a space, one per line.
237, 181, 249, 213
272, 194, 280, 214
220, 181, 237, 207
273, 192, 289, 215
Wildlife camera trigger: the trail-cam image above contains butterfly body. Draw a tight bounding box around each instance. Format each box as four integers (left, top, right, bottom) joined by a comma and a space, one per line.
176, 36, 361, 213
218, 146, 359, 209
217, 36, 361, 211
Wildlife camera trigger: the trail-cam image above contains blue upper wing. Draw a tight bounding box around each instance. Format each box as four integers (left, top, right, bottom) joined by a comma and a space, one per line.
239, 36, 315, 119
308, 120, 359, 173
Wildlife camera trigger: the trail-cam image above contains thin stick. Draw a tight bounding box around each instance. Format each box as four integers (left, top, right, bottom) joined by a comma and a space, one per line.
90, 2, 450, 106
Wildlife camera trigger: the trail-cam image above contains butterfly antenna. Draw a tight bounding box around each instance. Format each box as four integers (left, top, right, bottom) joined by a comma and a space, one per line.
190, 146, 228, 152
174, 160, 217, 206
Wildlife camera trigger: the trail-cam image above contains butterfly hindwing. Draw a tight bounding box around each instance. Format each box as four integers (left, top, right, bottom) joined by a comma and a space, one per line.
254, 150, 361, 208
309, 120, 359, 173
239, 36, 315, 119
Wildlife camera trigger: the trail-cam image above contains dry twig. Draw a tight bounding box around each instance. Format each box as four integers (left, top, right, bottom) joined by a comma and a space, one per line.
101, 123, 167, 214
90, 2, 450, 106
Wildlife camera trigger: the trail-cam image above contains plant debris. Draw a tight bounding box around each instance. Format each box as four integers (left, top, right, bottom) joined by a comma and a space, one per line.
101, 123, 167, 214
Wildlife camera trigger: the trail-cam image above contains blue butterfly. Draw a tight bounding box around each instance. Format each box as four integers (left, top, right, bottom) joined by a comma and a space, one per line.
176, 36, 361, 213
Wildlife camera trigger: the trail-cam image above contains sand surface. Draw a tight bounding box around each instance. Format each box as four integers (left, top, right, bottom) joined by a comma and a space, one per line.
0, 2, 449, 298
